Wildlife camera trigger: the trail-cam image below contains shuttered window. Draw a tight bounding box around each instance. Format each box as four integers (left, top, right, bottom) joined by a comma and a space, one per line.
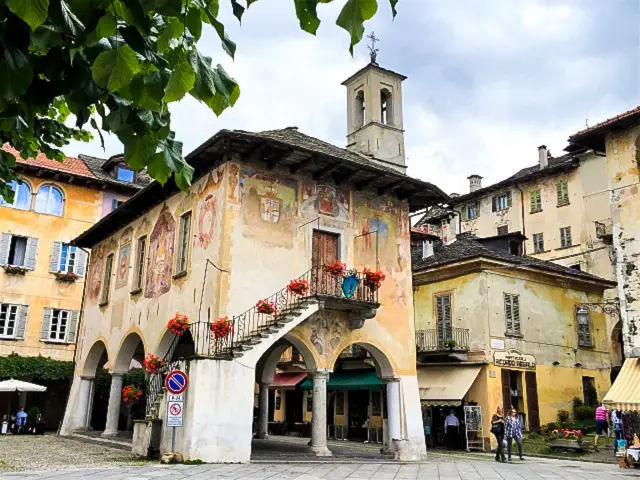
492, 192, 512, 212
530, 189, 542, 213
0, 303, 28, 340
467, 202, 479, 220
560, 226, 572, 248
175, 212, 192, 275
49, 242, 88, 276
40, 307, 78, 344
436, 294, 452, 344
497, 225, 508, 236
533, 233, 544, 253
557, 180, 569, 206
100, 254, 114, 306
0, 233, 38, 269
504, 293, 521, 335
133, 236, 147, 292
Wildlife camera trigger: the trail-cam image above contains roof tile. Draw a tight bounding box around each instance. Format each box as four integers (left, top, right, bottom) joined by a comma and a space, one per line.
3, 144, 95, 178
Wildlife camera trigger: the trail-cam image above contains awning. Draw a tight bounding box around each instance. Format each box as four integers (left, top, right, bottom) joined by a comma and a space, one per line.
603, 358, 640, 411
270, 372, 308, 390
300, 371, 384, 391
0, 378, 47, 392
417, 366, 481, 406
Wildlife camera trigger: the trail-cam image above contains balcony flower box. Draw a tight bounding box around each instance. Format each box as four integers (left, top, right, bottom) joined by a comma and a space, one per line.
288, 279, 310, 296
211, 316, 233, 339
142, 353, 165, 374
54, 271, 79, 282
324, 261, 346, 277
363, 268, 386, 289
3, 265, 28, 275
167, 313, 189, 336
256, 299, 277, 315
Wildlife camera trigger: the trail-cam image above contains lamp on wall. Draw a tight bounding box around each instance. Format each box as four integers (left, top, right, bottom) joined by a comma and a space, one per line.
576, 306, 590, 325
578, 299, 621, 318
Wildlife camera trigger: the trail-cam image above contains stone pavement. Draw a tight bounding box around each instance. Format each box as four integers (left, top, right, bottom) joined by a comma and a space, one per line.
0, 458, 636, 479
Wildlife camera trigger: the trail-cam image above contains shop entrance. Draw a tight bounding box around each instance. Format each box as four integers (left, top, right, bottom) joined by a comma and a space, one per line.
285, 389, 303, 425
347, 390, 369, 440
501, 368, 540, 432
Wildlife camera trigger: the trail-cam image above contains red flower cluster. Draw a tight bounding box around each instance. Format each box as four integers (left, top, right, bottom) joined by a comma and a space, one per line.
142, 353, 165, 374
324, 260, 346, 276
122, 385, 142, 407
288, 279, 310, 296
211, 317, 233, 339
548, 428, 584, 442
167, 313, 189, 336
256, 299, 277, 315
363, 268, 386, 289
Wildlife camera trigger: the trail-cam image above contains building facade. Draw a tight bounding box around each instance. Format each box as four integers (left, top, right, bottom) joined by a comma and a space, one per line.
412, 232, 615, 450
0, 146, 145, 426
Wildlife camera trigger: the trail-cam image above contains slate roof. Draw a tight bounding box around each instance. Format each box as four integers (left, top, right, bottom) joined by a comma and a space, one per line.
414, 205, 454, 228
80, 154, 151, 189
412, 233, 615, 287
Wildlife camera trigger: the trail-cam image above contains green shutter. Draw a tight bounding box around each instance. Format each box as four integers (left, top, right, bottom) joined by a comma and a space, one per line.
475, 201, 480, 218
512, 295, 521, 334
507, 191, 513, 207
492, 196, 497, 212
557, 181, 569, 205
504, 294, 513, 332
460, 206, 467, 222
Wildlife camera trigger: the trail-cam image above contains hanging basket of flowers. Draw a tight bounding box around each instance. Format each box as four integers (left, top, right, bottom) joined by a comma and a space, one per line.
122, 384, 143, 407
363, 268, 386, 289
210, 316, 233, 339
142, 353, 165, 374
256, 299, 277, 315
288, 279, 310, 296
167, 313, 189, 336
324, 260, 346, 277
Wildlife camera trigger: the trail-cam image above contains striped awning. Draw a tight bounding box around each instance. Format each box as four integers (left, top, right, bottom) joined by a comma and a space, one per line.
603, 358, 640, 411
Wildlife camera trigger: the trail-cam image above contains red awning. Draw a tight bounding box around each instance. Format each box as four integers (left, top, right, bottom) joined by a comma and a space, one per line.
270, 372, 308, 390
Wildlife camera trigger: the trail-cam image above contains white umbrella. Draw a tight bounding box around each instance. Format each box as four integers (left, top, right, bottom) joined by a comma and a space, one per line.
0, 379, 47, 392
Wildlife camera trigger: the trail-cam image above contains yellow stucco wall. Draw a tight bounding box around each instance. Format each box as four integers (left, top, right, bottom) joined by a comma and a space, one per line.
0, 174, 105, 361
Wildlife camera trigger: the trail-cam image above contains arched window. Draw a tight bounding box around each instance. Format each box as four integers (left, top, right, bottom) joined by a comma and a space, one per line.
380, 88, 393, 125
0, 179, 31, 210
34, 184, 64, 216
355, 90, 365, 128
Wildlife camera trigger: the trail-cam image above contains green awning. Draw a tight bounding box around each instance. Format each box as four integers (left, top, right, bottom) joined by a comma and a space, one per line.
300, 371, 384, 391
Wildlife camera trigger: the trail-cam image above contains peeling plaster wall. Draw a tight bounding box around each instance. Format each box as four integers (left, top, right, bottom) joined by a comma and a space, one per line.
607, 126, 640, 358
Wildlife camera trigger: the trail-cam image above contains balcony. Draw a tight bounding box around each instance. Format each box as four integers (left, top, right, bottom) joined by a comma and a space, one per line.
415, 328, 470, 353
595, 219, 613, 242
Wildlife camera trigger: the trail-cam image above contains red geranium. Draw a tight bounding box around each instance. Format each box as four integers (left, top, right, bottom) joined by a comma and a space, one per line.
142, 353, 165, 374
324, 261, 346, 276
122, 385, 142, 407
211, 316, 233, 339
288, 279, 310, 296
363, 268, 386, 289
167, 313, 189, 335
256, 299, 277, 315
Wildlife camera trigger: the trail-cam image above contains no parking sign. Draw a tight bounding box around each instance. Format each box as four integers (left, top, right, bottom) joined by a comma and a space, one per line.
166, 370, 188, 430
166, 370, 188, 394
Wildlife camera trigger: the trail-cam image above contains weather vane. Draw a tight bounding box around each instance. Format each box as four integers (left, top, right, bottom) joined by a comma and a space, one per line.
367, 31, 379, 65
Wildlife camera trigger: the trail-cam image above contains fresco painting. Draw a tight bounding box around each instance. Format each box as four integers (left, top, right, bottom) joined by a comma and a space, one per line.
240, 168, 297, 247
300, 183, 351, 222
197, 170, 223, 249
87, 245, 105, 301
354, 194, 400, 269
144, 205, 176, 298
115, 242, 131, 289
228, 164, 240, 204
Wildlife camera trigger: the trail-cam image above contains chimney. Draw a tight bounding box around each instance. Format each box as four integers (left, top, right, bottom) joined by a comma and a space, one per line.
538, 145, 548, 169
467, 174, 483, 193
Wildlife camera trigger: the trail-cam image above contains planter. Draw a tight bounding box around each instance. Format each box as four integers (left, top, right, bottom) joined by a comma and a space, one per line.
547, 439, 588, 451
54, 272, 79, 282
3, 265, 28, 275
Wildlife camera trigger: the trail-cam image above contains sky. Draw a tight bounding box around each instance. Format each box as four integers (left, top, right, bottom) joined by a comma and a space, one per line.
65, 0, 639, 195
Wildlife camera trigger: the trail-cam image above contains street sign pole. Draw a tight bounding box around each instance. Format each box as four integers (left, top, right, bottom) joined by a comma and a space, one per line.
172, 425, 176, 452
165, 371, 188, 453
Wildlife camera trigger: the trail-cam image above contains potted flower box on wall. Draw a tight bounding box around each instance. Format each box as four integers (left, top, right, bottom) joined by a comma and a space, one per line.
3, 265, 28, 275
54, 271, 80, 282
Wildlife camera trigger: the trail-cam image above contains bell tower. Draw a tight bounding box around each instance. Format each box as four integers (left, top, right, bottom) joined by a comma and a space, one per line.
342, 34, 407, 173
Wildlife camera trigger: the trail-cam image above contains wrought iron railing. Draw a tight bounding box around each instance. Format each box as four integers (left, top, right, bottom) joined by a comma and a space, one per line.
145, 265, 379, 417
415, 328, 470, 353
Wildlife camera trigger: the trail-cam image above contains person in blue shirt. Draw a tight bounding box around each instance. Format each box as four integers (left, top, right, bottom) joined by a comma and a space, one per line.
15, 407, 27, 433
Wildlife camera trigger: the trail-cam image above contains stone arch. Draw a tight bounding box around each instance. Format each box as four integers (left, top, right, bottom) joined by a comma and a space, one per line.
328, 340, 396, 379
154, 328, 196, 363
113, 331, 146, 373
256, 337, 318, 385
82, 339, 109, 378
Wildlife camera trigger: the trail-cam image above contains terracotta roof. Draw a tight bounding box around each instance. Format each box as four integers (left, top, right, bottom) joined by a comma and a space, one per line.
569, 106, 640, 140
3, 144, 95, 178
412, 233, 616, 287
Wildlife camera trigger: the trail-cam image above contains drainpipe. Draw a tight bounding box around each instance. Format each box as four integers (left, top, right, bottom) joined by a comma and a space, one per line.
516, 185, 526, 254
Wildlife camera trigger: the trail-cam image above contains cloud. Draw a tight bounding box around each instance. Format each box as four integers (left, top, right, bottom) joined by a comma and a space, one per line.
66, 0, 638, 195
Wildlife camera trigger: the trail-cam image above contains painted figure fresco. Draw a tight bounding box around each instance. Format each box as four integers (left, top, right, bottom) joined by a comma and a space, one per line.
87, 245, 104, 301
240, 168, 296, 248
228, 164, 240, 204
115, 242, 131, 289
145, 205, 176, 298
300, 183, 351, 222
354, 194, 400, 269
197, 171, 222, 249
308, 311, 343, 356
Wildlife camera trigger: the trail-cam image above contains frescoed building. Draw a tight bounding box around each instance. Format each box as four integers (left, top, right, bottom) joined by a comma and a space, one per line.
60, 60, 449, 462
0, 146, 146, 427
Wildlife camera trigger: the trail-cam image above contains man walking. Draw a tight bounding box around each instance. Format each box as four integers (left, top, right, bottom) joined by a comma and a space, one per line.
444, 409, 460, 449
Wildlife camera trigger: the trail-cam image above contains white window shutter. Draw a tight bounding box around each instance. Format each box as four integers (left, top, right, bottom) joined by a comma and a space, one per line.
67, 310, 79, 344
40, 307, 52, 341
0, 233, 11, 266
49, 241, 62, 273
25, 237, 38, 270
76, 249, 88, 276
16, 305, 28, 340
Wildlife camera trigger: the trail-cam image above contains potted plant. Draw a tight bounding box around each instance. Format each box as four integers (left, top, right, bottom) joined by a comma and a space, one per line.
167, 313, 189, 336
363, 268, 386, 289
142, 353, 165, 374
211, 316, 233, 339
324, 261, 346, 277
122, 385, 143, 407
256, 299, 277, 315
547, 428, 587, 451
54, 271, 80, 282
3, 265, 28, 275
445, 339, 457, 350
288, 278, 310, 296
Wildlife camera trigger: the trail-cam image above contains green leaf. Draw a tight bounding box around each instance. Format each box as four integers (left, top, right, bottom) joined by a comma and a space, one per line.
336, 0, 378, 55
157, 133, 193, 191
91, 45, 142, 92
130, 72, 165, 111
205, 10, 236, 58
157, 18, 183, 52
188, 50, 239, 115
59, 0, 85, 35
7, 0, 50, 30
124, 134, 157, 170
388, 0, 397, 18
86, 13, 116, 46
230, 0, 244, 23
185, 7, 202, 40
294, 0, 321, 35
0, 45, 34, 101
247, 0, 259, 6
90, 117, 105, 149
164, 50, 196, 103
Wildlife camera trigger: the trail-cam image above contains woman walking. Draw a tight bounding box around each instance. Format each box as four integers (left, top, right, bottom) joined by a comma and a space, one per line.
491, 406, 506, 463
505, 408, 524, 461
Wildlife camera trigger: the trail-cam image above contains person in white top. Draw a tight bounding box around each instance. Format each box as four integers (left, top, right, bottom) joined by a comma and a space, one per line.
444, 409, 460, 449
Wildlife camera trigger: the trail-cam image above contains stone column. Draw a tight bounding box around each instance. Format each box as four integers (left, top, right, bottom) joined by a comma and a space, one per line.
386, 378, 401, 442
257, 383, 269, 439
102, 373, 123, 437
75, 377, 93, 431
310, 371, 331, 457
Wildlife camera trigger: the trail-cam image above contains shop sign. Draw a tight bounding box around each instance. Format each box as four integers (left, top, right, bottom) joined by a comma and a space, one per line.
493, 349, 536, 370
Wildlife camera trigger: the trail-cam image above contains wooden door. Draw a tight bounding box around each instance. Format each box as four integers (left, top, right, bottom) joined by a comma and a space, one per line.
525, 371, 541, 432
501, 369, 511, 413
311, 230, 340, 294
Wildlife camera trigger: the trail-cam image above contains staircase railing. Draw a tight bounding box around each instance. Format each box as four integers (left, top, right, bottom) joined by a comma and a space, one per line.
145, 329, 184, 417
